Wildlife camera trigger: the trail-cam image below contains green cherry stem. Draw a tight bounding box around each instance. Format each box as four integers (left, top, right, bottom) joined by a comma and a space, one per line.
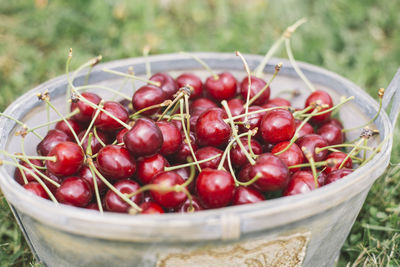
93, 127, 106, 147
86, 133, 103, 213
224, 105, 289, 123
78, 100, 104, 147
28, 109, 79, 132
297, 96, 355, 118
11, 157, 28, 185
143, 45, 152, 78
130, 100, 172, 119
180, 52, 219, 80
102, 68, 161, 87
217, 132, 249, 171
165, 154, 220, 172
338, 139, 364, 169
236, 51, 252, 123
0, 113, 43, 140
302, 147, 319, 188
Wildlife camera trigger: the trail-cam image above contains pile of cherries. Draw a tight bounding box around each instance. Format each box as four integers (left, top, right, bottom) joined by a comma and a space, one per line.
10, 60, 366, 215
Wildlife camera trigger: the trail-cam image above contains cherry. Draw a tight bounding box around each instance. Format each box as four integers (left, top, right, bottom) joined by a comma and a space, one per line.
227, 98, 245, 117
325, 168, 353, 184
195, 146, 226, 170
78, 165, 106, 194
171, 120, 182, 132
174, 167, 195, 192
96, 145, 136, 180
23, 182, 49, 199
150, 72, 179, 99
317, 123, 344, 146
55, 176, 92, 207
44, 170, 63, 193
37, 129, 72, 156
173, 131, 198, 163
296, 134, 329, 161
136, 153, 169, 185
46, 141, 84, 177
177, 196, 204, 213
14, 159, 44, 185
119, 99, 134, 114
176, 73, 203, 99
271, 142, 304, 172
305, 90, 333, 124
238, 106, 266, 138
249, 153, 290, 192
240, 76, 269, 105
70, 92, 102, 122
78, 130, 108, 154
230, 137, 262, 167
124, 118, 163, 157
324, 152, 352, 174
237, 163, 252, 184
140, 202, 164, 214
132, 85, 167, 115
196, 168, 235, 209
156, 121, 182, 156
116, 128, 128, 144
283, 171, 321, 196
55, 119, 81, 139
86, 202, 101, 211
190, 98, 218, 115
104, 179, 142, 213
195, 108, 231, 147
294, 119, 314, 138
205, 72, 237, 101
325, 118, 343, 129
260, 109, 295, 144
265, 98, 291, 108
233, 186, 265, 205
94, 101, 129, 131
150, 171, 187, 209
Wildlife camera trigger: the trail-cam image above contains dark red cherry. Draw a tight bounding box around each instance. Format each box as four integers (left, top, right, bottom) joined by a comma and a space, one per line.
191, 98, 218, 114
195, 146, 226, 170
86, 202, 101, 211
317, 123, 344, 146
227, 98, 245, 117
238, 106, 266, 138
55, 119, 81, 139
14, 159, 44, 185
176, 73, 203, 99
174, 132, 198, 163
205, 72, 237, 101
195, 108, 231, 147
324, 152, 352, 174
305, 90, 333, 124
283, 171, 321, 196
325, 118, 343, 129
78, 130, 108, 154
104, 179, 142, 213
260, 109, 295, 144
46, 141, 84, 177
37, 129, 72, 156
294, 119, 314, 138
249, 153, 290, 192
70, 92, 102, 122
55, 176, 92, 207
240, 76, 269, 105
136, 154, 169, 185
296, 134, 329, 162
119, 99, 134, 114
150, 72, 179, 99
177, 196, 204, 213
96, 145, 136, 180
230, 137, 262, 168
174, 167, 195, 192
325, 168, 353, 184
171, 119, 183, 132
140, 202, 164, 214
94, 101, 129, 131
124, 118, 163, 157
132, 85, 167, 115
150, 171, 187, 209
271, 142, 304, 172
264, 98, 291, 108
233, 186, 265, 205
196, 168, 235, 209
23, 182, 49, 199
116, 128, 129, 144
43, 170, 63, 193
156, 121, 182, 156
237, 163, 252, 184
78, 165, 106, 194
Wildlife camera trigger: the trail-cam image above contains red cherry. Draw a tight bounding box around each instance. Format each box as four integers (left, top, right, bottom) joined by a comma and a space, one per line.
14, 159, 44, 185
136, 154, 170, 185
296, 134, 329, 161
238, 106, 266, 139
132, 85, 167, 115
104, 179, 142, 213
195, 146, 226, 170
78, 130, 108, 154
240, 76, 269, 105
46, 141, 84, 177
317, 123, 344, 146
233, 186, 265, 205
140, 202, 164, 214
70, 92, 102, 122
191, 98, 218, 114
78, 165, 106, 194
173, 132, 198, 163
305, 90, 333, 124
116, 128, 129, 144
96, 145, 136, 180
230, 137, 262, 168
324, 152, 352, 174
205, 72, 237, 101
227, 98, 245, 117
119, 99, 134, 114
177, 196, 204, 212
55, 119, 81, 139
196, 169, 235, 209
150, 72, 179, 98
237, 163, 252, 184
86, 202, 101, 211
249, 153, 290, 192
283, 171, 321, 196
150, 171, 187, 209
55, 176, 92, 207
265, 98, 291, 107
94, 101, 129, 131
195, 108, 231, 147
176, 73, 203, 99
174, 167, 195, 192
294, 119, 314, 138
271, 142, 304, 172
43, 170, 63, 193
23, 182, 49, 199
325, 168, 353, 184
260, 109, 295, 144
37, 129, 72, 156
156, 121, 182, 156
124, 118, 163, 157
325, 118, 343, 129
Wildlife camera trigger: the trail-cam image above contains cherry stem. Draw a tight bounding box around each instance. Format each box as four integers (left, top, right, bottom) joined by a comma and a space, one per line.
75, 85, 131, 101
247, 130, 257, 159
180, 52, 219, 80
93, 127, 106, 147
217, 132, 249, 171
225, 105, 289, 123
180, 157, 196, 188
289, 160, 329, 169
226, 148, 238, 183
11, 157, 28, 184
130, 100, 172, 119
143, 45, 152, 78
326, 147, 363, 162
0, 151, 56, 162
165, 154, 220, 172
86, 134, 103, 213
338, 139, 364, 169
29, 109, 79, 132
315, 143, 373, 154
362, 138, 368, 162
297, 96, 355, 118
0, 113, 43, 140
360, 135, 388, 167
237, 173, 262, 187
302, 147, 319, 188
102, 68, 161, 87
157, 91, 184, 121
184, 94, 191, 133
79, 100, 104, 147
65, 48, 73, 108
292, 105, 314, 117
236, 51, 252, 123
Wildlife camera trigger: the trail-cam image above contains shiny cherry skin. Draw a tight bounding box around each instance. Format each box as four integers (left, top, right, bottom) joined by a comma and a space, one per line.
23, 182, 49, 199
176, 73, 203, 99
294, 119, 314, 138
264, 98, 291, 108
78, 165, 106, 194
140, 202, 164, 214
205, 72, 237, 101
46, 141, 84, 177
238, 106, 266, 139
104, 179, 142, 213
240, 76, 269, 105
78, 129, 108, 154
55, 176, 92, 207
14, 159, 44, 185
55, 119, 81, 139
317, 123, 344, 146
124, 118, 163, 157
196, 168, 235, 209
150, 72, 179, 99
173, 132, 198, 163
260, 109, 295, 144
132, 85, 167, 115
233, 186, 265, 206
94, 101, 129, 131
195, 146, 226, 170
156, 121, 182, 156
325, 168, 353, 184
249, 153, 290, 192
177, 196, 204, 213
325, 118, 343, 129
116, 128, 129, 144
71, 92, 102, 122
96, 145, 136, 180
37, 129, 72, 156
283, 171, 321, 196
136, 153, 170, 185
174, 167, 195, 193
271, 142, 304, 172
195, 108, 231, 147
227, 98, 245, 117
324, 152, 352, 174
296, 134, 329, 162
305, 90, 333, 124
230, 137, 262, 168
191, 98, 218, 114
150, 171, 187, 209
237, 163, 252, 184
43, 170, 63, 193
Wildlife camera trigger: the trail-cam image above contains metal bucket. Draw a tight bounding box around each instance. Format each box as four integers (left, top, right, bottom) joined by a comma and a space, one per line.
0, 53, 399, 267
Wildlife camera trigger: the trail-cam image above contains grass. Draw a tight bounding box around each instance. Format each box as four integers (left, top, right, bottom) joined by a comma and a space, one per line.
0, 0, 399, 265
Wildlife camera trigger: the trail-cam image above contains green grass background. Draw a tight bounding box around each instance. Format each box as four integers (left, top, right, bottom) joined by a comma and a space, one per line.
1, 0, 400, 266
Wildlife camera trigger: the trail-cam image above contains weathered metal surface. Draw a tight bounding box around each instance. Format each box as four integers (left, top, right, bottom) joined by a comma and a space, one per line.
0, 53, 398, 267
